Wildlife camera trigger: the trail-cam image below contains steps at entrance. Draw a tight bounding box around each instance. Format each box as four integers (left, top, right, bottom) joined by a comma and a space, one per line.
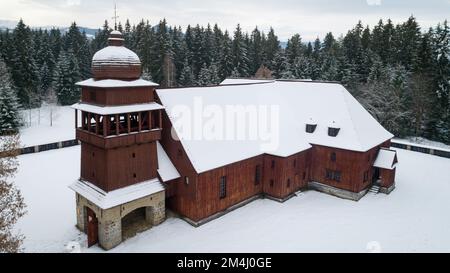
368, 185, 381, 194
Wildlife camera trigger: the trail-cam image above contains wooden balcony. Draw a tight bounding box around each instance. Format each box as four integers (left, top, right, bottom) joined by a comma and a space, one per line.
77, 128, 162, 149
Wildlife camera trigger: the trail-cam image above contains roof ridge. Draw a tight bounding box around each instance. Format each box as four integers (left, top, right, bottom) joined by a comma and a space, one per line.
339, 86, 364, 151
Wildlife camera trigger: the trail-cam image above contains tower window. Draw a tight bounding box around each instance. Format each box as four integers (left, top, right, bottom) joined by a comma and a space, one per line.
219, 176, 227, 199
132, 153, 136, 158
331, 152, 337, 162
90, 91, 96, 101
270, 180, 274, 188
328, 127, 340, 137
306, 124, 317, 133
271, 160, 275, 169
185, 176, 189, 185
287, 179, 291, 188
133, 173, 137, 178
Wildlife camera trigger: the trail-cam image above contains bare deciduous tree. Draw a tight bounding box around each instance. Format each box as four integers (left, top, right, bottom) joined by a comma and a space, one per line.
0, 134, 27, 253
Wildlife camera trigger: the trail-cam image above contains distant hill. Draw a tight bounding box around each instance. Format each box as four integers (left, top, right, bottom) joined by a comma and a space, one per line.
0, 19, 98, 38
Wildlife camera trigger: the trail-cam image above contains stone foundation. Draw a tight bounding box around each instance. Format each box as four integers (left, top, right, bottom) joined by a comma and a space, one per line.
308, 182, 369, 201
75, 190, 165, 250
380, 183, 396, 195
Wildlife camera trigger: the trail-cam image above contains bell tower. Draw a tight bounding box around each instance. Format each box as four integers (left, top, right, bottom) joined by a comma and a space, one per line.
70, 30, 166, 250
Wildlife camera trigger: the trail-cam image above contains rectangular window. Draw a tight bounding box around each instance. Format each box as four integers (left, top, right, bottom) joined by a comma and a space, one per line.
287, 179, 291, 188
219, 176, 227, 199
331, 152, 337, 162
255, 165, 261, 185
326, 169, 341, 182
271, 160, 275, 169
185, 176, 189, 185
270, 180, 274, 188
334, 171, 341, 182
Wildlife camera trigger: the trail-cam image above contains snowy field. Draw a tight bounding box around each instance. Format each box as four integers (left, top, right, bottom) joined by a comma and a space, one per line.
13, 146, 450, 253
19, 105, 77, 147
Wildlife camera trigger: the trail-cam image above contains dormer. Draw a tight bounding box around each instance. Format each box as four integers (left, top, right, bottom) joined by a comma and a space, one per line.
306, 118, 317, 134
328, 121, 340, 137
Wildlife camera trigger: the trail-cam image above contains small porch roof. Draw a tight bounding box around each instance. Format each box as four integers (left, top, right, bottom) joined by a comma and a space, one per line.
69, 178, 164, 210
374, 148, 398, 170
157, 141, 181, 182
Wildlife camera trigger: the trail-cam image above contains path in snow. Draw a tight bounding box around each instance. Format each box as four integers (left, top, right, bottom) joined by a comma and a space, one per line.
13, 147, 450, 253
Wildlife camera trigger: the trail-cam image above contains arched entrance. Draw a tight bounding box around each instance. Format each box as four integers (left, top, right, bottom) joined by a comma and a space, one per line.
121, 207, 154, 240
86, 207, 99, 247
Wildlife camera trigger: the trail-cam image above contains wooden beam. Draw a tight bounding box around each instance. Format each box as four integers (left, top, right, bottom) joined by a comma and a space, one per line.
87, 113, 92, 132
95, 114, 99, 135
103, 116, 108, 137
127, 113, 131, 133
75, 110, 78, 129
159, 110, 162, 129
115, 114, 119, 135
148, 111, 153, 130
138, 112, 142, 132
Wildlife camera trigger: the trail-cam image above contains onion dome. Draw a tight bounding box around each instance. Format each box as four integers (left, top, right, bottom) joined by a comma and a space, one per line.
92, 31, 141, 80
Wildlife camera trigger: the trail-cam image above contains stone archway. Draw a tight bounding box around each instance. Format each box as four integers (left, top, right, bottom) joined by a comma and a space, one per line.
121, 206, 155, 240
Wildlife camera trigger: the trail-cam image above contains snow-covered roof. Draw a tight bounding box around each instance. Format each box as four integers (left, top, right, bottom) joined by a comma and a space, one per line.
71, 102, 164, 115
374, 149, 398, 170
69, 179, 164, 210
220, 78, 275, 85
110, 30, 122, 35
76, 78, 159, 88
157, 142, 181, 182
157, 80, 394, 173
92, 46, 140, 66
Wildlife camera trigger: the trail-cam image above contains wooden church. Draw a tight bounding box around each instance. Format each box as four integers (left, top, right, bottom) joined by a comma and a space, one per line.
70, 30, 398, 250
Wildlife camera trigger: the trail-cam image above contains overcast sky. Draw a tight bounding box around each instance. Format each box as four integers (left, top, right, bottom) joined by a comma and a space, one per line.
0, 0, 449, 40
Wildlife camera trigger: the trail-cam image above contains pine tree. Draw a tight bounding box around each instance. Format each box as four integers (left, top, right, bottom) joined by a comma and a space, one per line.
10, 19, 40, 108
286, 34, 303, 65
179, 59, 195, 87
53, 50, 81, 105
263, 28, 280, 69
249, 27, 264, 75
232, 24, 250, 77
0, 59, 21, 135
197, 63, 212, 86
219, 31, 234, 80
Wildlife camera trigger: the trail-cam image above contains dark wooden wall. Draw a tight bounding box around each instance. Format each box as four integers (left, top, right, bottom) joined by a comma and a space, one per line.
194, 155, 264, 222
380, 169, 396, 188
263, 151, 311, 200
81, 87, 155, 106
310, 140, 391, 194
80, 142, 158, 192
158, 109, 200, 220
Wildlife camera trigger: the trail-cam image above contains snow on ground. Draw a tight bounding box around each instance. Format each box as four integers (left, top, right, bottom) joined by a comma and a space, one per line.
19, 105, 77, 147
396, 137, 450, 151
13, 146, 450, 253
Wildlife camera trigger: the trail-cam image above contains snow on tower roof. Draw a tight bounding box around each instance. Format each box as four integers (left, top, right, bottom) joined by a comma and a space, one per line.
76, 78, 158, 88
71, 102, 164, 115
70, 178, 164, 210
374, 149, 398, 170
110, 30, 122, 35
157, 80, 394, 174
92, 46, 140, 66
